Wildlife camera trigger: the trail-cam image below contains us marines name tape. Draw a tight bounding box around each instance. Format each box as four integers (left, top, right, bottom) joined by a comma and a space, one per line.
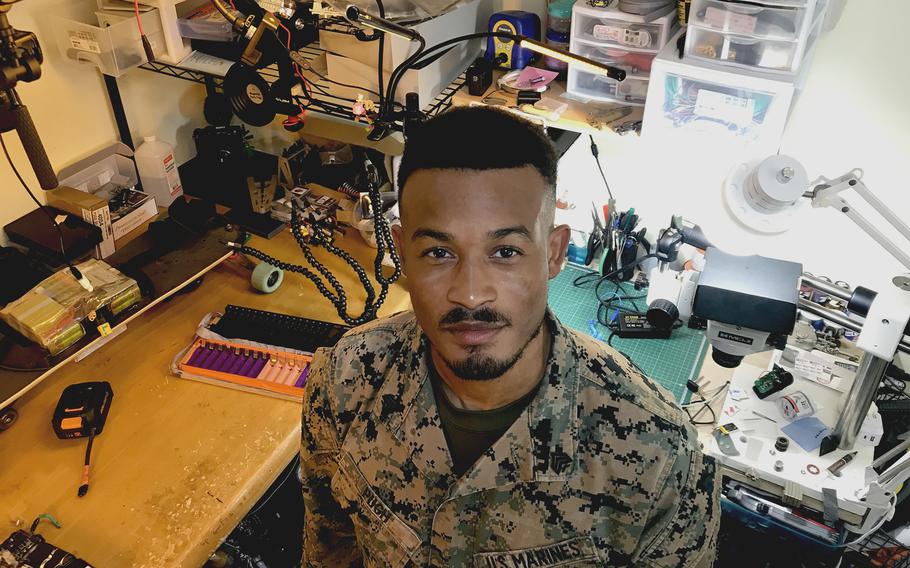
473, 536, 598, 567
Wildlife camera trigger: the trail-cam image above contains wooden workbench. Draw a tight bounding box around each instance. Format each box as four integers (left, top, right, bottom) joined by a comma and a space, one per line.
0, 227, 411, 567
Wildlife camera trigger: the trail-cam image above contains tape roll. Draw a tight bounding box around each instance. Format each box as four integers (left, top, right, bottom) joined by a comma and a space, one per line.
224, 64, 276, 127
251, 262, 284, 293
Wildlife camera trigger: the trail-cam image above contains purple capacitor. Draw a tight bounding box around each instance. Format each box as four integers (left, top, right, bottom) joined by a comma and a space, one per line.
246, 354, 268, 377
226, 350, 247, 374
197, 346, 220, 368
209, 349, 231, 371
186, 345, 207, 366
237, 352, 257, 376
294, 364, 310, 388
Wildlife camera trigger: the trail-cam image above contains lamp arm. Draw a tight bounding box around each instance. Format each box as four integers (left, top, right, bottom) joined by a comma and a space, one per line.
809, 171, 910, 272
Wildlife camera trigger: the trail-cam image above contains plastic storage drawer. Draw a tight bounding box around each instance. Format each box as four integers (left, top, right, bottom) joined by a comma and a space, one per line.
52, 10, 165, 77
571, 3, 676, 51
642, 36, 797, 158
574, 43, 656, 78
686, 15, 822, 73
689, 0, 812, 41
568, 70, 650, 105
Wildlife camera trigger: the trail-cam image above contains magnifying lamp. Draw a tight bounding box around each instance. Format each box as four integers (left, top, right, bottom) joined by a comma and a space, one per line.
724, 155, 910, 279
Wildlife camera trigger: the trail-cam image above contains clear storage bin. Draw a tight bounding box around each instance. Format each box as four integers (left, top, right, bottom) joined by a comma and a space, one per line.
567, 70, 649, 104
52, 9, 165, 77
689, 0, 810, 41
642, 31, 797, 157
685, 0, 827, 74
575, 43, 656, 78
571, 3, 676, 50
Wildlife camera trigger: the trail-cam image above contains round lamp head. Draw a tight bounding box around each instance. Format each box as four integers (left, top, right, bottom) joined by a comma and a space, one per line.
724, 155, 808, 234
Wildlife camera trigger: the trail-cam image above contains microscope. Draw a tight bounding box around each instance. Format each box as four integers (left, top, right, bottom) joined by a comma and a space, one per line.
645, 215, 910, 533
645, 216, 803, 369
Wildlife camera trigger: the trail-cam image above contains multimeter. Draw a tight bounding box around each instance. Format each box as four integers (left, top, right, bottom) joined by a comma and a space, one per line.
52, 381, 113, 439
486, 11, 541, 70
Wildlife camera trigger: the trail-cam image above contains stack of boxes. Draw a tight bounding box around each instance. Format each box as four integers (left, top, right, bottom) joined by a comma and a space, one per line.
642, 0, 829, 156
567, 2, 678, 105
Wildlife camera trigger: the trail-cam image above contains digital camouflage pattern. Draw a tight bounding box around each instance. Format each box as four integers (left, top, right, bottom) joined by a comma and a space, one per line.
301, 310, 720, 567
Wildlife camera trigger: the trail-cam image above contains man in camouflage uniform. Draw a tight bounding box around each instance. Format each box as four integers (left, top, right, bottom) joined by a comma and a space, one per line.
301, 107, 720, 567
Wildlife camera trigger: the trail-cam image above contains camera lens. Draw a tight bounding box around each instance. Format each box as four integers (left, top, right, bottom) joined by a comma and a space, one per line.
711, 349, 744, 368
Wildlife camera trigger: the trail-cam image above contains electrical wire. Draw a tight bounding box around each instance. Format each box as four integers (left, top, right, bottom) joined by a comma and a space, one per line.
589, 135, 614, 201
234, 154, 401, 326
247, 455, 300, 518
840, 495, 897, 548
1, 134, 86, 285
376, 0, 386, 111
133, 0, 146, 36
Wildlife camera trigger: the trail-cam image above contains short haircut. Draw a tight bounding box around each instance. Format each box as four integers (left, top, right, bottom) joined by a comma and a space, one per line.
396, 106, 558, 204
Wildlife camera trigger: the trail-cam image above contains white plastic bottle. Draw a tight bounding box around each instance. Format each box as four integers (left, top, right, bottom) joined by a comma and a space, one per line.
134, 136, 184, 206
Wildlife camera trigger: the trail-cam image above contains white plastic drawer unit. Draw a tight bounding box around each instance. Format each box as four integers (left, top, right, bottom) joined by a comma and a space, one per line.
575, 44, 657, 78
571, 3, 676, 51
684, 0, 828, 73
654, 74, 777, 137
689, 0, 811, 41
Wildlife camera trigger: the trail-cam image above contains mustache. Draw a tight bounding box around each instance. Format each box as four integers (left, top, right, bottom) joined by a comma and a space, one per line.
439, 307, 511, 327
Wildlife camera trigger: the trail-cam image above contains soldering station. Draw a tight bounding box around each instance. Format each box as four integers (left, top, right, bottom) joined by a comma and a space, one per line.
0, 0, 908, 566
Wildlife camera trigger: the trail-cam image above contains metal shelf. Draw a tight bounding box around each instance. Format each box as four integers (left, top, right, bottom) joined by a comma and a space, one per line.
139, 41, 464, 127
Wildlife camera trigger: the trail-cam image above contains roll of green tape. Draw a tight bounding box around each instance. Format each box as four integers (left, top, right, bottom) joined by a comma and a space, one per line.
251, 262, 284, 293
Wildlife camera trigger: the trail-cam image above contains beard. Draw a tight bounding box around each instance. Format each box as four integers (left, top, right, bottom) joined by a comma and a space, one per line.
437, 313, 544, 381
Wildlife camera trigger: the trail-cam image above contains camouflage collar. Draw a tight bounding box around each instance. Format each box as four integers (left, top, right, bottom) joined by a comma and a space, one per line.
365, 310, 580, 494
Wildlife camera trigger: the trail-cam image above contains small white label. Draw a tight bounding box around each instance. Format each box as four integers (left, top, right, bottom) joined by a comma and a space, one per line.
704, 6, 757, 35
162, 153, 183, 196
69, 31, 101, 54
694, 89, 754, 127
794, 359, 831, 379
54, 214, 68, 224
592, 24, 620, 42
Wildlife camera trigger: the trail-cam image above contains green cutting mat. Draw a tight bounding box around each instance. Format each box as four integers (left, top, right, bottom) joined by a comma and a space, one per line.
548, 264, 708, 404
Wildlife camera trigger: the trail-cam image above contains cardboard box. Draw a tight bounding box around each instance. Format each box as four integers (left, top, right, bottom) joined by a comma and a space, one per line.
108, 188, 158, 240
56, 143, 159, 252
48, 185, 116, 259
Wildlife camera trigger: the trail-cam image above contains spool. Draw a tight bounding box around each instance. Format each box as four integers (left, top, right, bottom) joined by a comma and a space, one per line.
775, 436, 789, 452
251, 262, 284, 293
780, 391, 815, 421
224, 64, 276, 127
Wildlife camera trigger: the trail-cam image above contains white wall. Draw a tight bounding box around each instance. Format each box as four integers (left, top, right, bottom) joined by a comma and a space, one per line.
554, 0, 909, 295
0, 0, 210, 246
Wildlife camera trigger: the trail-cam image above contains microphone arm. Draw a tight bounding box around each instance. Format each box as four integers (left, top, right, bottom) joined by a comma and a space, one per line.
0, 4, 58, 189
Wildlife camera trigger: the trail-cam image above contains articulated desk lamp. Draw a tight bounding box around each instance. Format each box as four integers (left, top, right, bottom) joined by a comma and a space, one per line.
343, 5, 627, 141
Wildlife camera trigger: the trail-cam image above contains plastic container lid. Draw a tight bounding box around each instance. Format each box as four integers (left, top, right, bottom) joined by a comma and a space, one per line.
548, 0, 576, 20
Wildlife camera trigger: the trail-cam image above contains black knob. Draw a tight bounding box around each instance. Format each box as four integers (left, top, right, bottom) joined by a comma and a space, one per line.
647, 299, 679, 330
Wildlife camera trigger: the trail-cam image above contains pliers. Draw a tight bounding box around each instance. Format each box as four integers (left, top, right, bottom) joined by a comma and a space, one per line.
585, 205, 605, 266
